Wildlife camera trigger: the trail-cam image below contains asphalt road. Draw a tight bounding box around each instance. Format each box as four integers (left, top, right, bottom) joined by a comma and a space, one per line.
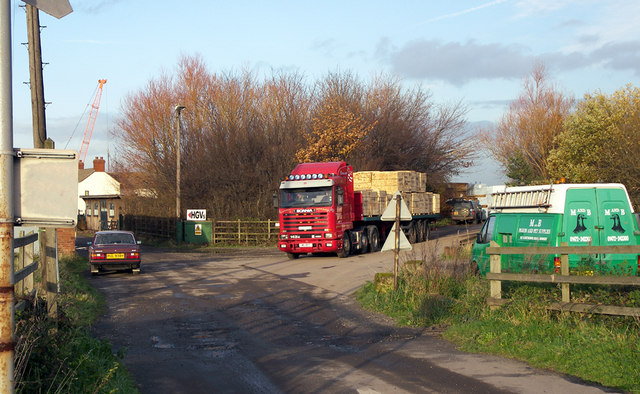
81, 226, 615, 393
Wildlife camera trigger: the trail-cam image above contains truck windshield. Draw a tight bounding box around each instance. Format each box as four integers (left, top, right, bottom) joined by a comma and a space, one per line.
280, 187, 333, 208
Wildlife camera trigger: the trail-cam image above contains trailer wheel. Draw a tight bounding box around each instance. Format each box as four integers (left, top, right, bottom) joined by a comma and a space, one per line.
407, 222, 418, 244
416, 220, 426, 242
367, 226, 380, 252
337, 231, 351, 258
423, 221, 431, 241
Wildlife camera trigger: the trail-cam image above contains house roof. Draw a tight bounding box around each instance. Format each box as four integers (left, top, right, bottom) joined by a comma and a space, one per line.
79, 168, 94, 182
79, 169, 122, 184
81, 194, 121, 200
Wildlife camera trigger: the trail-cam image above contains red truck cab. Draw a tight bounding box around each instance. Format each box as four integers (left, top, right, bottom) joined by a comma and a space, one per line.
278, 161, 358, 258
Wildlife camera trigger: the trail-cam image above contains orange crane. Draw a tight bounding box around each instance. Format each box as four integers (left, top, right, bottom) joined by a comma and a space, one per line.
78, 79, 107, 163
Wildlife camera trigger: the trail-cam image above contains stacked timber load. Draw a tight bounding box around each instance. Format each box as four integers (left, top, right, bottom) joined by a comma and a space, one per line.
354, 170, 439, 216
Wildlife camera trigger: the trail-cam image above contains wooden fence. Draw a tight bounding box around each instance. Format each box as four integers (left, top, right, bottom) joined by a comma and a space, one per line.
14, 231, 39, 297
211, 219, 278, 245
486, 241, 640, 317
123, 215, 177, 240
122, 215, 279, 245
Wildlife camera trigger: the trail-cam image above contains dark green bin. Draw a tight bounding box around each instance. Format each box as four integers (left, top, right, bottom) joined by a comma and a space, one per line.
182, 221, 212, 244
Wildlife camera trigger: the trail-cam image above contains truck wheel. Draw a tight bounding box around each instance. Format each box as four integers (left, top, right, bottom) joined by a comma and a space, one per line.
337, 231, 351, 258
407, 222, 418, 244
367, 226, 380, 252
416, 220, 426, 242
423, 222, 431, 241
286, 252, 300, 260
360, 231, 370, 254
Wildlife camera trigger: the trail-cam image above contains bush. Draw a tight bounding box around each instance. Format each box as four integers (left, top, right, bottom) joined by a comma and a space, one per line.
356, 243, 640, 392
14, 255, 138, 393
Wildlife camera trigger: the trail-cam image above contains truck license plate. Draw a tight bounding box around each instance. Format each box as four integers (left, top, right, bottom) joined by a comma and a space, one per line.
107, 253, 125, 259
299, 243, 313, 248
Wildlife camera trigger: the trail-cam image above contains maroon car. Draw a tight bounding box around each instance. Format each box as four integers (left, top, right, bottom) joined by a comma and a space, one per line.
89, 230, 141, 274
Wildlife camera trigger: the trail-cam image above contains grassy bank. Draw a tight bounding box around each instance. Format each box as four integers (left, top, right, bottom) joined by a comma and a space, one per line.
356, 246, 640, 393
15, 254, 138, 393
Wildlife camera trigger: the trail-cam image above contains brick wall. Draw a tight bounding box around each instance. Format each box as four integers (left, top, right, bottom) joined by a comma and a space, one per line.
57, 227, 76, 256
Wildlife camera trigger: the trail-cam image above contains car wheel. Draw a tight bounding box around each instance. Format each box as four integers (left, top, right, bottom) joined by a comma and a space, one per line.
90, 264, 98, 275
132, 268, 141, 275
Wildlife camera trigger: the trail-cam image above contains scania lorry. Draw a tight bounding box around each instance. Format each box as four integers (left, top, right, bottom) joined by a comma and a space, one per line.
277, 161, 440, 259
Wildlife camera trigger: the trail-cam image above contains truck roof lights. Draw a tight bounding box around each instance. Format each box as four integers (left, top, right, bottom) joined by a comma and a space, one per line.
288, 173, 326, 181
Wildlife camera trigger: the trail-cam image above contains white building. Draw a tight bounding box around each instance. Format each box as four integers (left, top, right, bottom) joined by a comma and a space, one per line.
78, 157, 122, 230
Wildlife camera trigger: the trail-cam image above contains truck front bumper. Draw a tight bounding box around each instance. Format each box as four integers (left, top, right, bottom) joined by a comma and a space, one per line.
278, 240, 337, 254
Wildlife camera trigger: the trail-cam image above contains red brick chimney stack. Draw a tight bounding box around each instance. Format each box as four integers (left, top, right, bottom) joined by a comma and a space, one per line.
93, 157, 105, 172
78, 160, 84, 170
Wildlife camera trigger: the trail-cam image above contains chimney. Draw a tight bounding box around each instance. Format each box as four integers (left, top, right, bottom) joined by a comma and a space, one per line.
93, 157, 106, 172
78, 160, 84, 170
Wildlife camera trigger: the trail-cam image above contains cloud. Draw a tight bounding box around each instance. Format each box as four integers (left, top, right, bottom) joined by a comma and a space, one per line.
590, 41, 640, 74
381, 38, 640, 85
74, 0, 124, 14
382, 39, 533, 85
424, 0, 508, 23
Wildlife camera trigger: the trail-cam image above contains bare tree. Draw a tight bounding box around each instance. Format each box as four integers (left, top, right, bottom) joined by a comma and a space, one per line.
112, 58, 474, 219
480, 63, 574, 184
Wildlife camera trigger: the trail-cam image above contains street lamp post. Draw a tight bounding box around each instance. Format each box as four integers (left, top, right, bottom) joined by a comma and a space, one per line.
175, 105, 186, 221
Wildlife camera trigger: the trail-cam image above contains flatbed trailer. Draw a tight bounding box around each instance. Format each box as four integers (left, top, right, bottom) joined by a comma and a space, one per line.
277, 161, 441, 259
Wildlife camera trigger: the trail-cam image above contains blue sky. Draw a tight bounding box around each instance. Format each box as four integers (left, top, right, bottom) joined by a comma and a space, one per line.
8, 0, 640, 184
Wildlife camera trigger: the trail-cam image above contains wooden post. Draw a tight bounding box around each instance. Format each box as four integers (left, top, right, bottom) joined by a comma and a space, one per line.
489, 240, 501, 308
560, 242, 570, 303
15, 231, 25, 296
393, 194, 401, 291
237, 219, 241, 243
24, 232, 34, 294
39, 228, 58, 319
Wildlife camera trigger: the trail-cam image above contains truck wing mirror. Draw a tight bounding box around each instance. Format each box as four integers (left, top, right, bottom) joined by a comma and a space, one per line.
273, 192, 279, 209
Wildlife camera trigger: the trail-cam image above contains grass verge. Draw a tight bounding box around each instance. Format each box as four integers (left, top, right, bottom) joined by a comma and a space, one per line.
355, 244, 640, 393
15, 254, 139, 393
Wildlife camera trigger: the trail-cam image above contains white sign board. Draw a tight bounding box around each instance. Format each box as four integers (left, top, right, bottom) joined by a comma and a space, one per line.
381, 191, 412, 221
13, 149, 78, 227
22, 0, 73, 19
186, 209, 207, 221
381, 223, 413, 252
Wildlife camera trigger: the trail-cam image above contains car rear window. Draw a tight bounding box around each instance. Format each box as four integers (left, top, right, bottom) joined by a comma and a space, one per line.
95, 233, 135, 245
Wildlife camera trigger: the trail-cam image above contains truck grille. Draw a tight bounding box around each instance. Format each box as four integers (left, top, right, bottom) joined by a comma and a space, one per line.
281, 211, 328, 233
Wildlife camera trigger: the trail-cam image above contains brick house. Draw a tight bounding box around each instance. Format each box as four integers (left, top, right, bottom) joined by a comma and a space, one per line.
78, 157, 123, 231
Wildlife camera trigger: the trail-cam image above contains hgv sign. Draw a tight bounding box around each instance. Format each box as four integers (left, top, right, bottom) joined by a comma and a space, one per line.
186, 209, 206, 221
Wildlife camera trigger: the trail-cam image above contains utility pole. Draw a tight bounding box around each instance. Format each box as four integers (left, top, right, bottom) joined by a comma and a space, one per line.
2, 1, 71, 391
175, 105, 185, 243
0, 1, 15, 391
25, 4, 46, 148
25, 4, 58, 320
